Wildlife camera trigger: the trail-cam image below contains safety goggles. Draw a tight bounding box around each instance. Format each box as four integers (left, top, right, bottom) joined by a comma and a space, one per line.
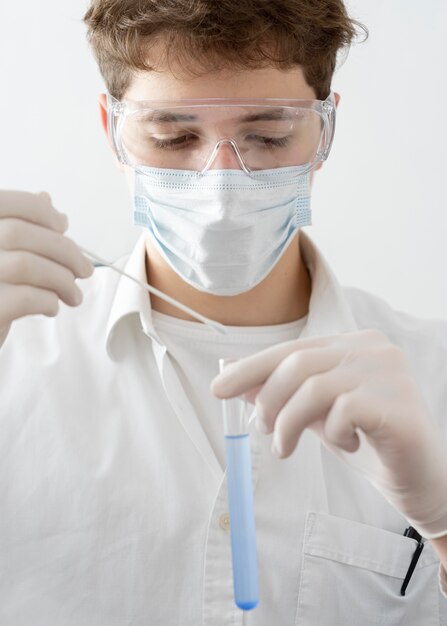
107, 93, 336, 180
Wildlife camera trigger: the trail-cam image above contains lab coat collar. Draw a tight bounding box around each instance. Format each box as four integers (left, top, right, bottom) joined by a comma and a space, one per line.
298, 229, 358, 338
105, 232, 160, 360
105, 229, 358, 360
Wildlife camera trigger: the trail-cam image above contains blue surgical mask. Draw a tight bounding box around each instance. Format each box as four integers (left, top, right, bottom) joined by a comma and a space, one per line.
133, 166, 311, 296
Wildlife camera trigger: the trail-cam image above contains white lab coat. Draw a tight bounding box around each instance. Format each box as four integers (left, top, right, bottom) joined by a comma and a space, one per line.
0, 230, 446, 625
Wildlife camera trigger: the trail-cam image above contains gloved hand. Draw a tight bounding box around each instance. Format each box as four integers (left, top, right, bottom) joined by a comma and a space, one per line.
0, 190, 93, 348
211, 329, 447, 540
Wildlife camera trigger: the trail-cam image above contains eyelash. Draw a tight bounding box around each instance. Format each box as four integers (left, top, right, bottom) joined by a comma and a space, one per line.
250, 135, 290, 148
153, 135, 192, 149
152, 134, 291, 150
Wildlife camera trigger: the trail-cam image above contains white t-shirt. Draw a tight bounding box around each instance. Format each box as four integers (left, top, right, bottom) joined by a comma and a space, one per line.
152, 310, 308, 468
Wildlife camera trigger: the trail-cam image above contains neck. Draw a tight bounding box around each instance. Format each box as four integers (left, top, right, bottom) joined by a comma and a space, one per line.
144, 233, 311, 326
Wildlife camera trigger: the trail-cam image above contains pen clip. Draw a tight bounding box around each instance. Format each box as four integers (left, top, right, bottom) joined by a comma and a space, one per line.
400, 526, 424, 596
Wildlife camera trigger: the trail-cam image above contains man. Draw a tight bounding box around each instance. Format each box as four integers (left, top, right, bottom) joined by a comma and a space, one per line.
0, 1, 446, 624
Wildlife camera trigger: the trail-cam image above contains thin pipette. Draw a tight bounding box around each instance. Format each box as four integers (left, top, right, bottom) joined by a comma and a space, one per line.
79, 246, 227, 335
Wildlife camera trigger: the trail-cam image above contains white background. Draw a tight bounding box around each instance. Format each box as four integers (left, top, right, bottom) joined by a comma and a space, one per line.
1, 0, 446, 319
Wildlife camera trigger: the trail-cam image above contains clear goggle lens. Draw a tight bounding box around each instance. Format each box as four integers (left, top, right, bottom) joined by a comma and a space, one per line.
110, 96, 335, 178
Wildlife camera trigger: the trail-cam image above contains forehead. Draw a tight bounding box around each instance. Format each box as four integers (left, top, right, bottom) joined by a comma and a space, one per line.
124, 66, 316, 102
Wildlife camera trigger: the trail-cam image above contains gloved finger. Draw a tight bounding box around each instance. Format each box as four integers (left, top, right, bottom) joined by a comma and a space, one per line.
0, 218, 93, 278
255, 346, 344, 433
0, 190, 68, 233
322, 390, 364, 452
211, 336, 338, 398
0, 251, 83, 307
272, 368, 355, 458
0, 283, 59, 326
244, 384, 263, 405
324, 388, 386, 452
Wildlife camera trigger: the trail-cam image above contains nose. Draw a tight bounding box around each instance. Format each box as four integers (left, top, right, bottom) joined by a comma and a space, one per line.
207, 140, 244, 171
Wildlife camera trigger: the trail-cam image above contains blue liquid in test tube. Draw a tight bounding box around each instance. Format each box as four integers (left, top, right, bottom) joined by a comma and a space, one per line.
220, 359, 259, 611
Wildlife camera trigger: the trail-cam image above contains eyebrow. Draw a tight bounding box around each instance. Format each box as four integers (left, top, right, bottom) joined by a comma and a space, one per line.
138, 108, 294, 124
241, 110, 294, 122
142, 112, 198, 123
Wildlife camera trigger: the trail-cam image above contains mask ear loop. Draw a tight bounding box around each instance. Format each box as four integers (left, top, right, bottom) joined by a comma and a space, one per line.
198, 139, 253, 177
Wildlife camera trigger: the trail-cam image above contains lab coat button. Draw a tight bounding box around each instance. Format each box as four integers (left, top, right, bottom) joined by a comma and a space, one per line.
219, 513, 230, 530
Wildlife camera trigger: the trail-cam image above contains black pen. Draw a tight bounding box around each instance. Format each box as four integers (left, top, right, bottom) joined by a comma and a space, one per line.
400, 526, 424, 596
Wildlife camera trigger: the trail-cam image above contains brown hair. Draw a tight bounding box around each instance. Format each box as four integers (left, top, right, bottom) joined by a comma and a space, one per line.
84, 0, 367, 100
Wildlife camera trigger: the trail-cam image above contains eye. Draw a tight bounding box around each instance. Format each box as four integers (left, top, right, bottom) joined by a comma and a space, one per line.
247, 135, 291, 148
152, 134, 199, 150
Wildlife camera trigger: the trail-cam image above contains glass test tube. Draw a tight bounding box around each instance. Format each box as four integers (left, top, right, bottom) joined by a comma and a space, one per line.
219, 358, 259, 611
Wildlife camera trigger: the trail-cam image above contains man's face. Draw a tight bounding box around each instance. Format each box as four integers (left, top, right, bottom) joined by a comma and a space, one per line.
100, 63, 339, 186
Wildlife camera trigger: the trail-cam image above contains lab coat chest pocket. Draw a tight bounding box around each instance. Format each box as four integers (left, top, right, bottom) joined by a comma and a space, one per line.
295, 512, 441, 626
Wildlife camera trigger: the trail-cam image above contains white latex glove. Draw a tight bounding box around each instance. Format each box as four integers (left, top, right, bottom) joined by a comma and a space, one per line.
0, 190, 93, 348
211, 329, 447, 540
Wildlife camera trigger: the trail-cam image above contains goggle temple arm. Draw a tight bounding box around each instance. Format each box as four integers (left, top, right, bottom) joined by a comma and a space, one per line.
107, 94, 129, 165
